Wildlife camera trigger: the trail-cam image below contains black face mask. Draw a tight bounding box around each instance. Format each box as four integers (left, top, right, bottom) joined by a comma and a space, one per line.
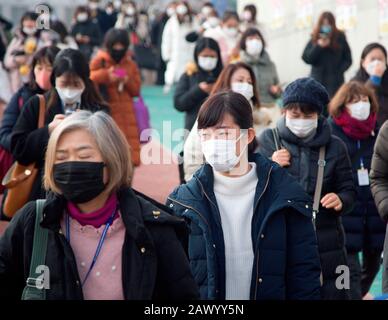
53, 161, 106, 204
109, 48, 126, 63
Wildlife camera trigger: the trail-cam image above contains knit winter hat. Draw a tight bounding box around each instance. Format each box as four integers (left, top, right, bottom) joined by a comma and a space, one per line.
282, 77, 329, 114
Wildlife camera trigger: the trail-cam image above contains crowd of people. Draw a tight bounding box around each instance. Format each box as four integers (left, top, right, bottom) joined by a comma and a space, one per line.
0, 0, 387, 301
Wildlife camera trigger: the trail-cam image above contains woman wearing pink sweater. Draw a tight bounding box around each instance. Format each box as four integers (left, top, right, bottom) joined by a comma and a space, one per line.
0, 110, 199, 300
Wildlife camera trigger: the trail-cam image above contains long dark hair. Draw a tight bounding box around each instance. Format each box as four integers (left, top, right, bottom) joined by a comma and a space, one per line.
29, 46, 60, 91
197, 91, 258, 153
19, 11, 40, 38
354, 43, 388, 95
48, 49, 107, 112
194, 37, 223, 76
312, 11, 342, 50
211, 62, 260, 108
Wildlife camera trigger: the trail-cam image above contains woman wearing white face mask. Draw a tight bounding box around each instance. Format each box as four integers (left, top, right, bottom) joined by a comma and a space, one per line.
161, 1, 197, 93
4, 11, 45, 94
70, 6, 102, 61
239, 28, 282, 125
204, 11, 240, 65
8, 49, 108, 205
174, 37, 223, 131
353, 43, 388, 128
168, 91, 322, 300
258, 77, 356, 300
328, 81, 385, 300
183, 62, 271, 182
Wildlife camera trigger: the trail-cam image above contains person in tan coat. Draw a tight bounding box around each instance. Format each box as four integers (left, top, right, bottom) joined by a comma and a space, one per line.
90, 28, 141, 166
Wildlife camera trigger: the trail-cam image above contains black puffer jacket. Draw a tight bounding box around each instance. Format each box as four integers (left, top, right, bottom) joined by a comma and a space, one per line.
302, 32, 352, 100
258, 116, 356, 300
0, 188, 199, 300
329, 118, 385, 253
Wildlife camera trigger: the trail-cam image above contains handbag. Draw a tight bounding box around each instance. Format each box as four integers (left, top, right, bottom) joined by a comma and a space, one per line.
2, 95, 46, 218
0, 95, 27, 194
21, 199, 48, 300
133, 95, 151, 144
133, 44, 159, 70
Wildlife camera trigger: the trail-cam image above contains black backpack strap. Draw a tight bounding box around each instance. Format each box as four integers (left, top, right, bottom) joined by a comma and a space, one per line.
272, 128, 282, 151
21, 199, 48, 300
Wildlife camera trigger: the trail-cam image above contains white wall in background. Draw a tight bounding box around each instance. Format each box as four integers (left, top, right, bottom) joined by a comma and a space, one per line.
237, 0, 388, 85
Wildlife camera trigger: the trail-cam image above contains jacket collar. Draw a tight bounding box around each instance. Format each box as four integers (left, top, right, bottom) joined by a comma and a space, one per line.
41, 188, 187, 241
174, 153, 312, 219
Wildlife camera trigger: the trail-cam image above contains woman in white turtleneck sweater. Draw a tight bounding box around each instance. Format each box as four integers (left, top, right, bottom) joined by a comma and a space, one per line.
167, 91, 322, 300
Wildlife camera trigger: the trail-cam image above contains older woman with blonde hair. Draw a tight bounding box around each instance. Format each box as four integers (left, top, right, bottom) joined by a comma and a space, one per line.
0, 110, 198, 300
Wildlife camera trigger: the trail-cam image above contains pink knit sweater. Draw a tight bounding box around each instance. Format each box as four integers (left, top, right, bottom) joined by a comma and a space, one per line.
60, 213, 126, 300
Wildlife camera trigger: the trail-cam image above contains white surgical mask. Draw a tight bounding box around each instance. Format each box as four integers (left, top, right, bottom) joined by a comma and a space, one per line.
207, 17, 220, 28
223, 27, 238, 37
88, 2, 99, 10
106, 7, 114, 15
202, 6, 213, 17
23, 26, 37, 36
285, 117, 318, 138
246, 39, 263, 56
56, 87, 84, 105
114, 0, 122, 10
201, 134, 247, 172
167, 7, 175, 17
126, 6, 136, 16
348, 101, 371, 121
77, 13, 88, 22
198, 56, 218, 71
231, 82, 254, 101
176, 5, 188, 15
366, 59, 387, 75
243, 11, 252, 21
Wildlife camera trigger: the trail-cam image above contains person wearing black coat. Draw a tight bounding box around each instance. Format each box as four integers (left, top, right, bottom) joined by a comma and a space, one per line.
174, 37, 223, 131
258, 78, 356, 300
302, 12, 352, 103
328, 81, 386, 299
0, 110, 198, 300
0, 46, 60, 152
352, 43, 388, 128
71, 6, 102, 61
6, 49, 107, 208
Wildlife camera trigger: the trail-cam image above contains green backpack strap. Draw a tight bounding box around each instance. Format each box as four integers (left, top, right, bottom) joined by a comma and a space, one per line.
21, 199, 48, 300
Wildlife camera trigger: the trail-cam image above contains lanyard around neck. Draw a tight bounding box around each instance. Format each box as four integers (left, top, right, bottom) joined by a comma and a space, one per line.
66, 208, 117, 286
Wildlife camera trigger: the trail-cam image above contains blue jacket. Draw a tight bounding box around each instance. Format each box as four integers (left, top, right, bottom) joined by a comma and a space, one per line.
329, 118, 386, 252
167, 153, 322, 300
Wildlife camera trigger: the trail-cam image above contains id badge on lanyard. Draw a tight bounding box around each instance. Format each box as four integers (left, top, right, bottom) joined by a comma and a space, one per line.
357, 140, 370, 186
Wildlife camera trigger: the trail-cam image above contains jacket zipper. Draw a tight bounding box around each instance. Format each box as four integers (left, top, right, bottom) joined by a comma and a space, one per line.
253, 165, 273, 299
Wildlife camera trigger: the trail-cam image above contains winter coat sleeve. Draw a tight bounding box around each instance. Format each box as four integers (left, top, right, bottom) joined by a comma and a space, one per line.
89, 56, 110, 85
338, 34, 352, 73
257, 128, 278, 160
3, 37, 22, 71
183, 121, 204, 182
10, 95, 50, 166
0, 202, 35, 299
370, 121, 388, 221
332, 137, 356, 215
124, 61, 141, 98
0, 90, 22, 151
152, 224, 199, 300
302, 40, 323, 66
161, 18, 172, 62
285, 207, 322, 300
89, 22, 102, 47
174, 73, 208, 113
